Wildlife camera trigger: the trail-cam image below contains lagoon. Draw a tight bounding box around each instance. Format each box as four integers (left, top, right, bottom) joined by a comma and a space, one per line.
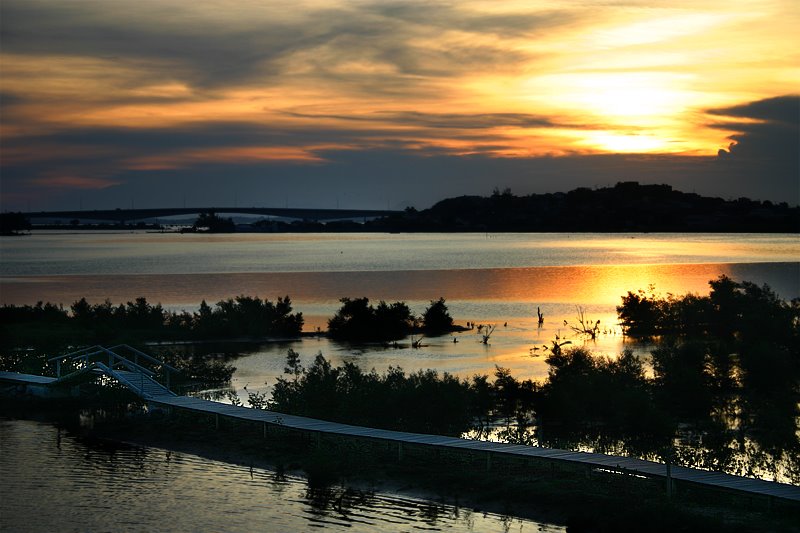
2, 231, 797, 394
0, 417, 562, 532
2, 230, 799, 516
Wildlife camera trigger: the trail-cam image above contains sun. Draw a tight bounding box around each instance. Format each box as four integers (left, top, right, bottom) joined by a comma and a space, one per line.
580, 132, 669, 153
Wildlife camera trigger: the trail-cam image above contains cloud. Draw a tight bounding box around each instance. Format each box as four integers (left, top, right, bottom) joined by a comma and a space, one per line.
3, 95, 799, 210
708, 95, 799, 203
282, 110, 557, 130
0, 1, 574, 92
30, 175, 121, 190
2, 3, 798, 209
708, 94, 799, 127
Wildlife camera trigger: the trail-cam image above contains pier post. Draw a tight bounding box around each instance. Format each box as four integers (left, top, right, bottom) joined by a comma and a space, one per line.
264, 422, 268, 438
666, 461, 672, 500
486, 452, 492, 473
215, 414, 219, 430
398, 442, 404, 463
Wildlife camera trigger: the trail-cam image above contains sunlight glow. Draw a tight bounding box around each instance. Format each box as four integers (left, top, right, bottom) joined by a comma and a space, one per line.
579, 132, 670, 153
0, 0, 797, 195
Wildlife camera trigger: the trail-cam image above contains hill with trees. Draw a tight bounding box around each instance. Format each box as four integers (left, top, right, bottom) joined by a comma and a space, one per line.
367, 182, 799, 232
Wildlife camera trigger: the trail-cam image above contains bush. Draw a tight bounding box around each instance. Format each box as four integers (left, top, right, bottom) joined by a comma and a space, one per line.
422, 297, 454, 335
537, 347, 672, 442
0, 294, 304, 348
270, 351, 478, 435
327, 297, 415, 342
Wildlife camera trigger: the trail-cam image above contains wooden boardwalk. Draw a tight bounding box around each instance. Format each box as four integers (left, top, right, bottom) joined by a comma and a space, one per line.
150, 394, 800, 503
2, 367, 799, 503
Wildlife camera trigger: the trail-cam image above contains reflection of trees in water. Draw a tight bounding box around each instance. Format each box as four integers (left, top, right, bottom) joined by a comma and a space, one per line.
303, 485, 375, 520
535, 346, 799, 483
538, 277, 799, 483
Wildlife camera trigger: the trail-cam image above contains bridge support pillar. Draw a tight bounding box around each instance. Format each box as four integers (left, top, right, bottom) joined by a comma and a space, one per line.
398, 442, 403, 463
215, 414, 219, 430
486, 452, 492, 473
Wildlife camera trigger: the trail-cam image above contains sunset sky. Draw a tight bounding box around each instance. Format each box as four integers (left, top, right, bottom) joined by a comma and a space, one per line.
1, 0, 798, 211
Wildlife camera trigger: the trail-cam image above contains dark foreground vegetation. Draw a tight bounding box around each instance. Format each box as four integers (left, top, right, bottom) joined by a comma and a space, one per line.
2, 276, 799, 529
0, 294, 459, 352
255, 276, 800, 483
1, 277, 798, 483
0, 295, 304, 353
328, 296, 458, 341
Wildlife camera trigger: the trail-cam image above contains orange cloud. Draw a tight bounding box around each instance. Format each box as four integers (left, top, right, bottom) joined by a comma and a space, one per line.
123, 145, 346, 171
30, 175, 121, 190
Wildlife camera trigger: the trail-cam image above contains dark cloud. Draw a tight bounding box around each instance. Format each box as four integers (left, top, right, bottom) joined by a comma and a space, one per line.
5, 146, 788, 213
708, 95, 799, 127
0, 91, 23, 112
4, 95, 799, 211
282, 110, 556, 129
708, 95, 799, 204
362, 2, 578, 38
0, 1, 571, 91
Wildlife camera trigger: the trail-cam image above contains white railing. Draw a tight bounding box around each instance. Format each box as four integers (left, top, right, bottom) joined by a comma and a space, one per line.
47, 345, 178, 393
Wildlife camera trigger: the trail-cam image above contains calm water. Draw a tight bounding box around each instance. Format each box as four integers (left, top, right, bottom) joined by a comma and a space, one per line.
2, 231, 798, 395
0, 417, 562, 532
1, 231, 798, 525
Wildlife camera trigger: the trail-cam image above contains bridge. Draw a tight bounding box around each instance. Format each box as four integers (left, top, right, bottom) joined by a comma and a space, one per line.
2, 345, 799, 506
22, 206, 402, 223
0, 345, 180, 400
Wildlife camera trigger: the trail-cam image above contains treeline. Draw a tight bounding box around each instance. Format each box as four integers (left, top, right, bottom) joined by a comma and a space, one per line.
618, 275, 798, 341
264, 344, 667, 446
366, 182, 800, 232
0, 212, 31, 235
0, 295, 304, 349
269, 351, 485, 436
616, 276, 800, 463
0, 294, 459, 349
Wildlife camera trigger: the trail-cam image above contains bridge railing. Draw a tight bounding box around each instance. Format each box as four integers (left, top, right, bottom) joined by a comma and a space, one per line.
48, 345, 178, 391
108, 344, 180, 390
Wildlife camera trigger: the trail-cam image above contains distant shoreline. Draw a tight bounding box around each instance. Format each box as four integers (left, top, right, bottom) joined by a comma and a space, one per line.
6, 183, 799, 234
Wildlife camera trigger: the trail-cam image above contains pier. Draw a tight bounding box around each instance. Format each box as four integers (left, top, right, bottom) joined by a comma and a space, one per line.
2, 345, 798, 505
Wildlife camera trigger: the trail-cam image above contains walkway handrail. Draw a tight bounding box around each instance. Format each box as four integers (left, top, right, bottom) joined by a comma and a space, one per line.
47, 345, 105, 362
93, 361, 150, 397
47, 345, 178, 390
109, 344, 180, 374
48, 346, 157, 381
107, 353, 157, 378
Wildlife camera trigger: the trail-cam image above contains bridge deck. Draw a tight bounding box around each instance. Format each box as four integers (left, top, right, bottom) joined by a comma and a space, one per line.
0, 372, 56, 385
23, 206, 400, 222
2, 370, 798, 502
150, 394, 800, 503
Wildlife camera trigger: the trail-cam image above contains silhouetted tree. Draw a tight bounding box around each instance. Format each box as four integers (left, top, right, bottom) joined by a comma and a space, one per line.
422, 297, 454, 334
328, 297, 415, 342
0, 212, 31, 235
193, 211, 235, 233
